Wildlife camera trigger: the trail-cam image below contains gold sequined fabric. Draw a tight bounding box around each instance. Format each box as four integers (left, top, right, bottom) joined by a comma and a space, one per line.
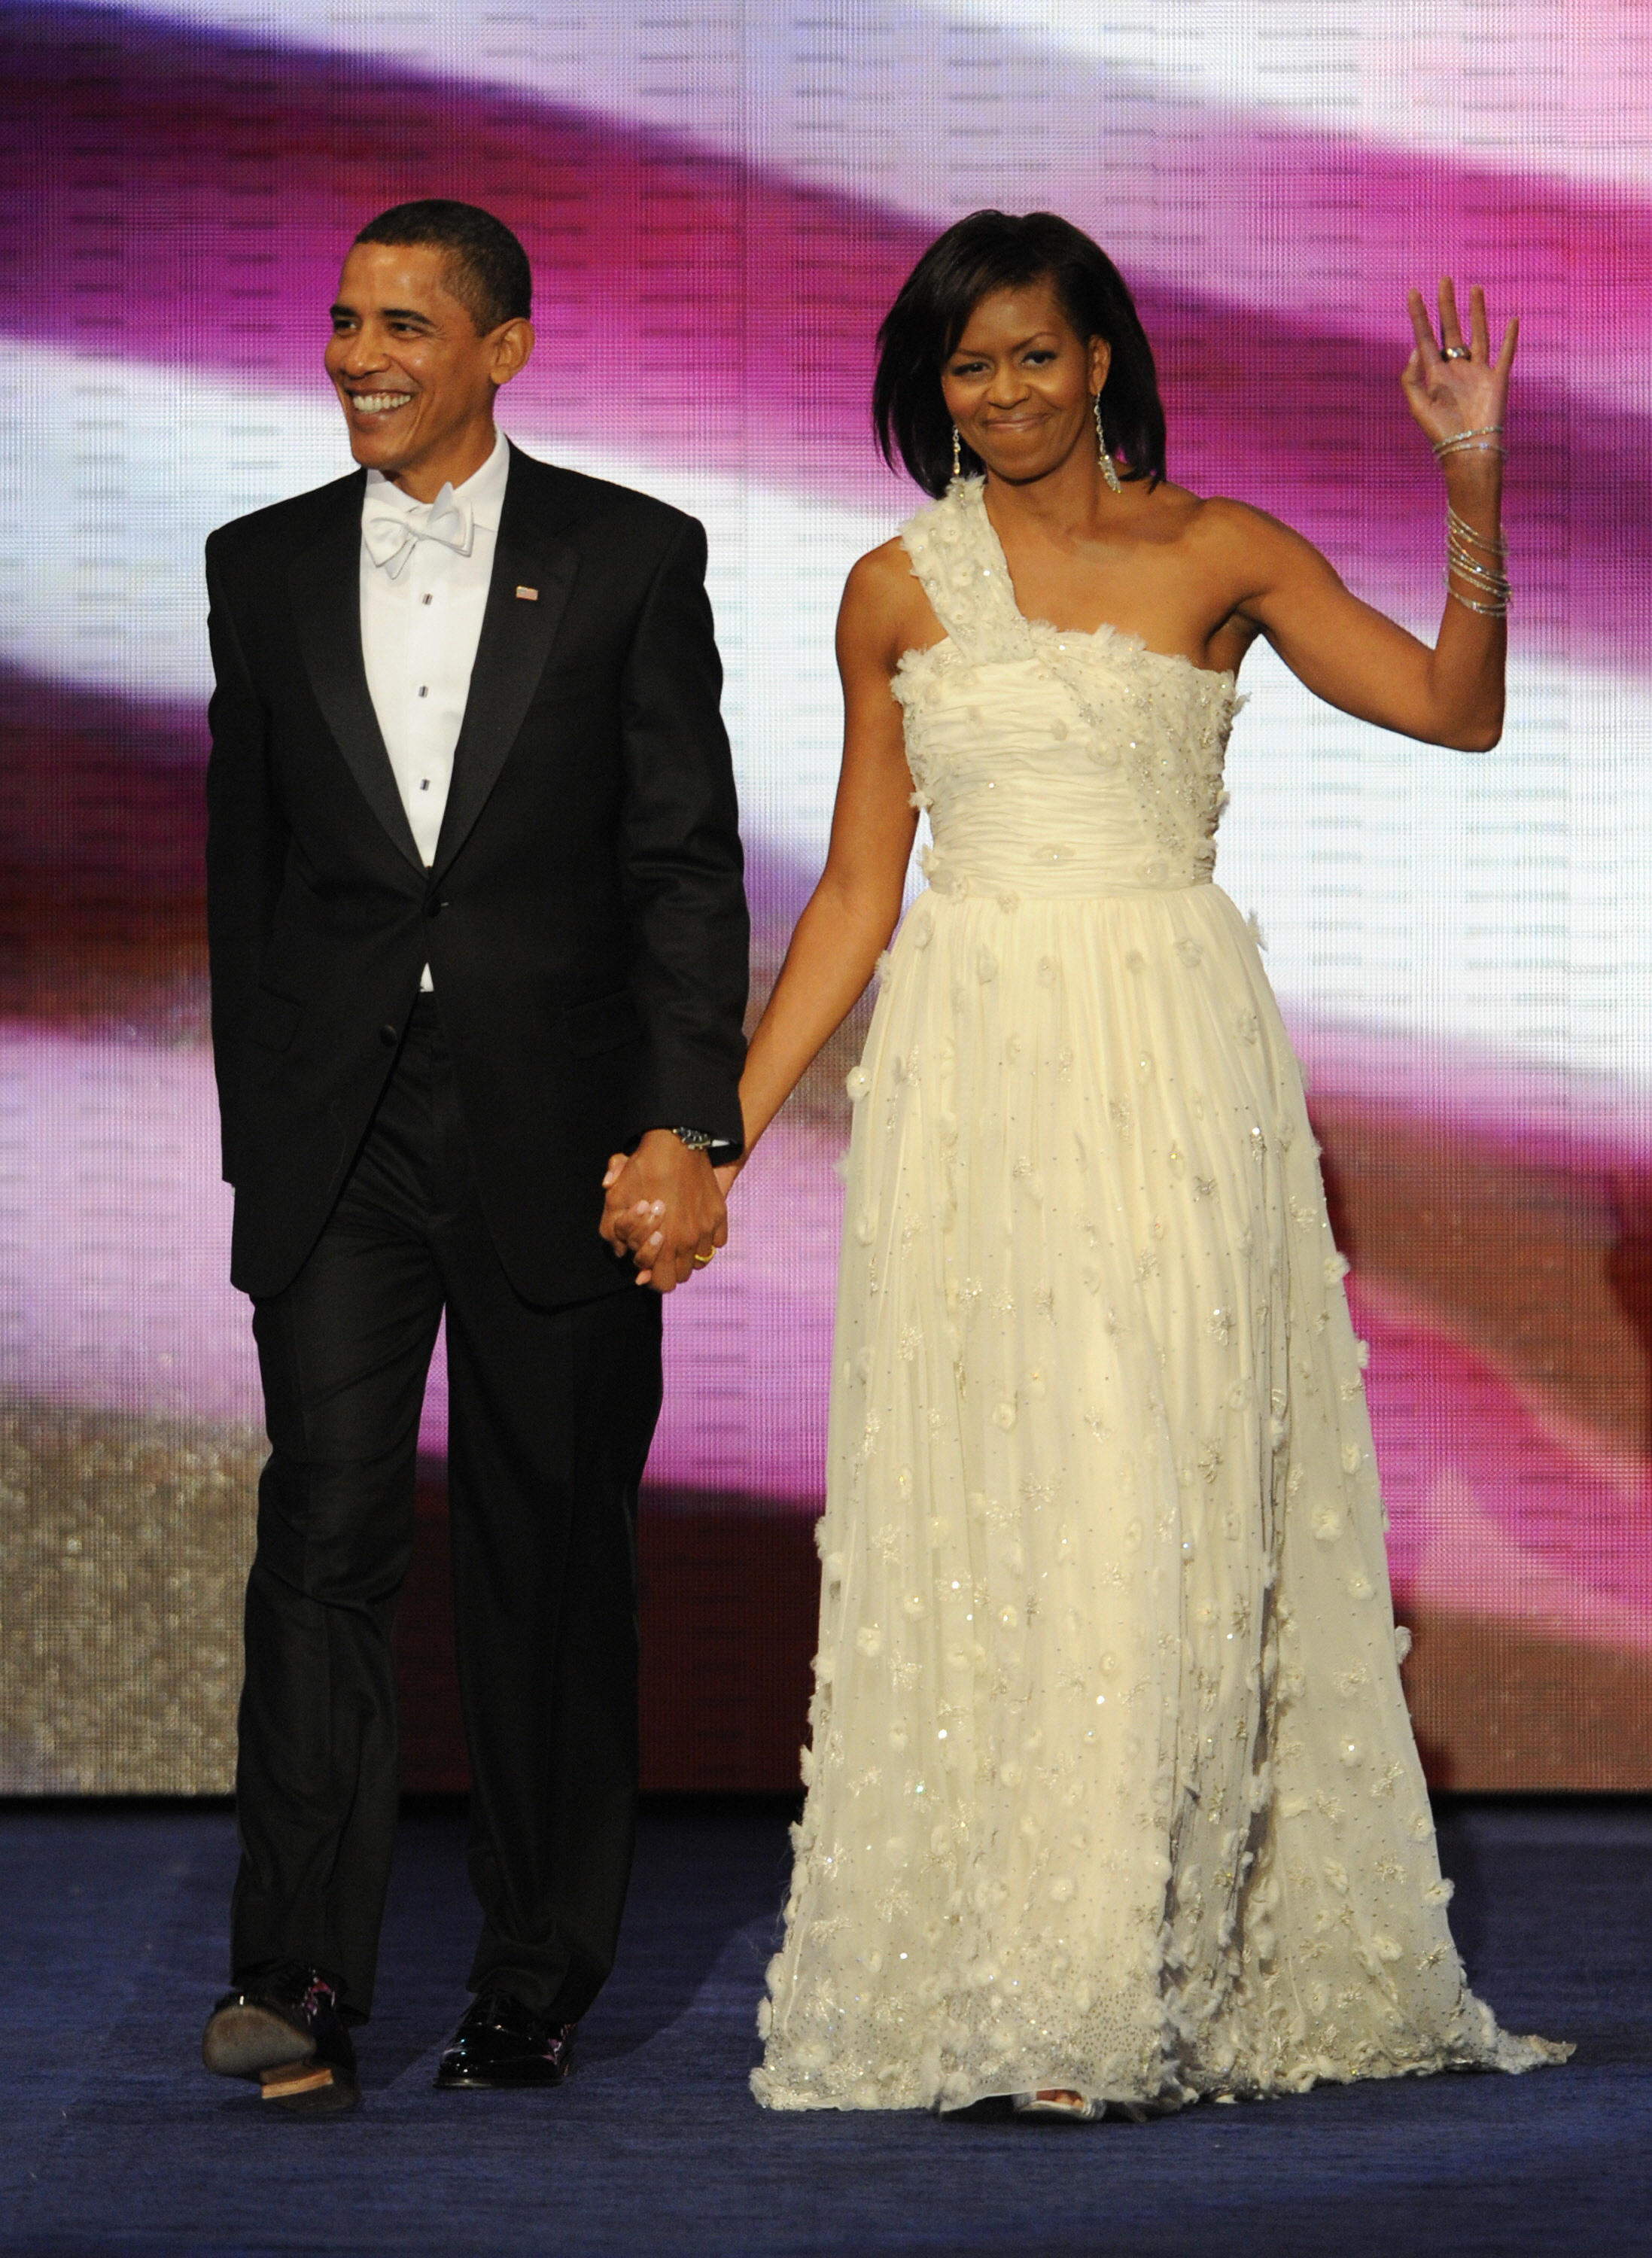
0, 1402, 257, 1791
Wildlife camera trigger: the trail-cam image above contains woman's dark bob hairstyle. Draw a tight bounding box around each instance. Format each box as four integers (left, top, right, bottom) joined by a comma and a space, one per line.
873, 210, 1167, 498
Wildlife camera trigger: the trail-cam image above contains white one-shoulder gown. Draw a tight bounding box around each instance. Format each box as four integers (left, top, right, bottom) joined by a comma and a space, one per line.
752, 480, 1566, 2113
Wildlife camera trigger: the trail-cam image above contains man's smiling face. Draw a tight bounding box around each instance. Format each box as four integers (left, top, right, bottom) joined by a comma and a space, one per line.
324, 240, 531, 499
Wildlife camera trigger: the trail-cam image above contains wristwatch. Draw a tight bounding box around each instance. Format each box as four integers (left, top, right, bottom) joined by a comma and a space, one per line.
670, 1126, 716, 1152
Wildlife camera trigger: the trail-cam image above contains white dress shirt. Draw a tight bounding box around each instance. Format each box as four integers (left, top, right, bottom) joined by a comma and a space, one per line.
360, 430, 510, 989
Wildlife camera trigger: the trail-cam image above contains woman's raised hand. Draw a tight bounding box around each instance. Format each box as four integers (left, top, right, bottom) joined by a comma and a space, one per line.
1401, 278, 1518, 452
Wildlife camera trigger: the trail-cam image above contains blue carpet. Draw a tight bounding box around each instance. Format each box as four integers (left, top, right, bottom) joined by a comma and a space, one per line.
0, 1796, 1646, 2256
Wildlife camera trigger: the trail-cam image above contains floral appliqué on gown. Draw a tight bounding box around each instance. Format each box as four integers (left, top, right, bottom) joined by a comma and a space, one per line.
751, 479, 1568, 2113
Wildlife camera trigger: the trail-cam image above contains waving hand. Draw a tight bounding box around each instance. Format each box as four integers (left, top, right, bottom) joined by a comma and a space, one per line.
1401, 278, 1517, 451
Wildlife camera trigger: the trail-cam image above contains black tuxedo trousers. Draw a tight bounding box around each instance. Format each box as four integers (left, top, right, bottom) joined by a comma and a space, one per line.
233, 997, 662, 2022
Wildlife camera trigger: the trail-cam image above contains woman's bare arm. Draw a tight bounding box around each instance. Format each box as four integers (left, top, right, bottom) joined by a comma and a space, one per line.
605, 543, 920, 1255
725, 545, 922, 1165
1215, 281, 1517, 751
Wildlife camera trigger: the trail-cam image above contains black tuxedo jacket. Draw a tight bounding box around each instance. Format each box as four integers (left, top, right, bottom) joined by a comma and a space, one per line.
204, 441, 748, 1305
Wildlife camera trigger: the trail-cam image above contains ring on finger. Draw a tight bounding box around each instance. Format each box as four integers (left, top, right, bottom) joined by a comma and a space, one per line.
692, 1251, 714, 1267
1441, 345, 1471, 361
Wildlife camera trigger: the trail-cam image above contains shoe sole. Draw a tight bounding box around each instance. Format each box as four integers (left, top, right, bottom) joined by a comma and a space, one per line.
261, 2063, 360, 2116
202, 2003, 316, 2081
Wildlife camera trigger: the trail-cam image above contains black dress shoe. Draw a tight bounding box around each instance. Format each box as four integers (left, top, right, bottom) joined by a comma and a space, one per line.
202, 1965, 360, 2116
434, 1993, 576, 2090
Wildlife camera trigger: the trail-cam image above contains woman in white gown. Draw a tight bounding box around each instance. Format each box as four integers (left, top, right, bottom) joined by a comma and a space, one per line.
626, 211, 1568, 2115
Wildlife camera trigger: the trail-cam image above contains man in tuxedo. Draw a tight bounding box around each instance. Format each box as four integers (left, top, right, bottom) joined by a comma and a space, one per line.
198, 201, 747, 2115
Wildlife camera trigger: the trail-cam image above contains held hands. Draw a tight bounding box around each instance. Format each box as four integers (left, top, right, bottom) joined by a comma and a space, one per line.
1402, 278, 1517, 454
599, 1129, 730, 1292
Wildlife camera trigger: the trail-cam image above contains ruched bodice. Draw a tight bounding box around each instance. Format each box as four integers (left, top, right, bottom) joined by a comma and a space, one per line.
753, 478, 1568, 2116
893, 479, 1241, 897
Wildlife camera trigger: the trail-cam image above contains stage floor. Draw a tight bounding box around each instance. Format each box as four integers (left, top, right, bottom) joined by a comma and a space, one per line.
0, 1797, 1647, 2256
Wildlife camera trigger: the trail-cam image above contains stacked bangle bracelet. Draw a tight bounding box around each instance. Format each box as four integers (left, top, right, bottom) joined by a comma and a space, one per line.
1431, 427, 1510, 616
1444, 505, 1510, 619
1433, 424, 1504, 462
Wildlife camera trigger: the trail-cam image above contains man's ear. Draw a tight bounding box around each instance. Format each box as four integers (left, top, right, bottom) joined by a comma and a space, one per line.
490, 318, 534, 389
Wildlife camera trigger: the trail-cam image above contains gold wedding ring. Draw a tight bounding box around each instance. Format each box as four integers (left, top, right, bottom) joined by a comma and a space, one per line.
1441, 345, 1471, 361
692, 1252, 714, 1267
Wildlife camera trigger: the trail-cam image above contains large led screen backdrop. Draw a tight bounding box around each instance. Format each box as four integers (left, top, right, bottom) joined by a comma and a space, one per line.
2, 2, 1650, 1792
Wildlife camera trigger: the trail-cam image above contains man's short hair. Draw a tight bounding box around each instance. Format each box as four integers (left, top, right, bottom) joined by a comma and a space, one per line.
353, 199, 532, 334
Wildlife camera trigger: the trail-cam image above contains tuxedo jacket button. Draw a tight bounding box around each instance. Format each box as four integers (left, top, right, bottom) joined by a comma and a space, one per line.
379, 1024, 399, 1048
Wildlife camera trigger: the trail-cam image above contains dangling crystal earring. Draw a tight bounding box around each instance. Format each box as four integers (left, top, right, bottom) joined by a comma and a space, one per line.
1096, 396, 1122, 494
951, 424, 963, 481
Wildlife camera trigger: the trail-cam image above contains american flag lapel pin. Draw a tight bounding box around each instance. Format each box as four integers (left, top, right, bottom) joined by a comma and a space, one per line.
516, 585, 539, 601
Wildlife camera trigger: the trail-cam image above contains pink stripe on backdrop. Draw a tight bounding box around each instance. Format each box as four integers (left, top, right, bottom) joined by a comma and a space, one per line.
1361, 1278, 1652, 1642
1293, 1021, 1652, 1177
1, 6, 1646, 670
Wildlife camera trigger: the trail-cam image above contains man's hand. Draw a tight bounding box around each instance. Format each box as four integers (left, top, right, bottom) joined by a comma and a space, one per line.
599, 1130, 729, 1292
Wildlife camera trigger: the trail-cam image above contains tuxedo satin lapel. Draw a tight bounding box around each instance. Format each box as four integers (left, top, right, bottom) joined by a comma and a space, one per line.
431, 528, 577, 879
288, 490, 424, 873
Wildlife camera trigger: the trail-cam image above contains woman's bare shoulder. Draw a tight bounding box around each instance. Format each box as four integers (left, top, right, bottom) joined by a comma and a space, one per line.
1177, 491, 1337, 600
1179, 491, 1316, 558
844, 534, 917, 604
839, 534, 934, 665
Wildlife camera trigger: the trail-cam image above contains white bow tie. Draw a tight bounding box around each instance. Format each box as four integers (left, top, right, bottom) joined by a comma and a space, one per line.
362, 482, 473, 579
